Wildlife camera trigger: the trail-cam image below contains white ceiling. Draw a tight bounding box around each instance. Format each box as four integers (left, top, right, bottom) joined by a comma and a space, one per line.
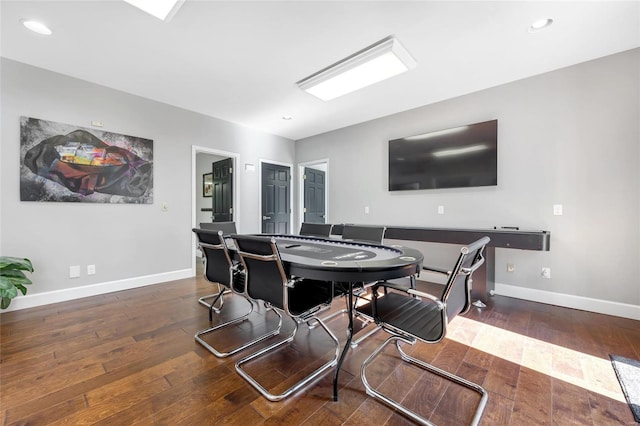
1, 1, 639, 141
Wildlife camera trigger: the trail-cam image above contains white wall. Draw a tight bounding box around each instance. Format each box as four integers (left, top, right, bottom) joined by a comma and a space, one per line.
296, 48, 640, 310
2, 49, 638, 316
0, 58, 295, 306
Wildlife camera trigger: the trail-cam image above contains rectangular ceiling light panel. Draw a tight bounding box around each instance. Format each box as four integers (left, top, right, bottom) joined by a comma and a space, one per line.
123, 0, 185, 22
297, 36, 417, 101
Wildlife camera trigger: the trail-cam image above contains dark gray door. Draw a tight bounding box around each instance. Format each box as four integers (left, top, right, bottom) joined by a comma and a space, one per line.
212, 158, 233, 222
261, 163, 290, 233
304, 167, 326, 223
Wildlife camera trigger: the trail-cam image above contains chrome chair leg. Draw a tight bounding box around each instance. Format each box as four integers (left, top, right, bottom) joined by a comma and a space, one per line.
197, 282, 232, 314
305, 303, 332, 329
198, 289, 232, 308
349, 288, 382, 347
350, 324, 381, 348
235, 314, 340, 402
195, 297, 283, 358
361, 335, 488, 426
308, 288, 352, 329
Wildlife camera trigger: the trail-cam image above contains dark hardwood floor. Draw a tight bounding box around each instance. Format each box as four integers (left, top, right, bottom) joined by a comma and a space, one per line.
1, 263, 639, 425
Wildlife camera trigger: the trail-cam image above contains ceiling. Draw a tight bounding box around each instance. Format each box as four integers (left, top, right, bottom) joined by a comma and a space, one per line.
1, 1, 639, 141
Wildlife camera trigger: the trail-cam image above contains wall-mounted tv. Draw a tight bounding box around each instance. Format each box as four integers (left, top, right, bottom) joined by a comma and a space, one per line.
388, 119, 498, 191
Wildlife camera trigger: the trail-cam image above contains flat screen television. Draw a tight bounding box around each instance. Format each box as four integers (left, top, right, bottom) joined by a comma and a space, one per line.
388, 119, 498, 191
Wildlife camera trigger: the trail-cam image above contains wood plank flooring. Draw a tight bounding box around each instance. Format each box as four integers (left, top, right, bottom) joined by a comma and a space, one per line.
1, 266, 639, 425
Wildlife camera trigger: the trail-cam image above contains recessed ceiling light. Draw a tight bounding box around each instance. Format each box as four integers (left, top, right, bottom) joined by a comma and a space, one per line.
21, 19, 52, 35
529, 18, 554, 33
282, 116, 293, 121
297, 36, 417, 101
123, 0, 185, 22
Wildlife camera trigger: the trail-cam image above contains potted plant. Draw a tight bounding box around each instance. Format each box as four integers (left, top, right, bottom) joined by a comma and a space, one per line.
0, 256, 34, 309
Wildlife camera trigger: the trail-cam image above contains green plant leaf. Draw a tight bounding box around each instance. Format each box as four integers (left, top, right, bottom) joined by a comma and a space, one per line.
0, 257, 34, 272
0, 256, 33, 309
0, 287, 18, 299
0, 269, 28, 278
1, 297, 11, 309
0, 271, 32, 287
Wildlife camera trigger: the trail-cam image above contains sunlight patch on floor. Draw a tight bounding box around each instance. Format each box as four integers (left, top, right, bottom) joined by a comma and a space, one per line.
447, 316, 626, 403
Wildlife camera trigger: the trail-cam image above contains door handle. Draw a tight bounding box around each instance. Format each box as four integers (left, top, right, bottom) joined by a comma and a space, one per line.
262, 216, 271, 220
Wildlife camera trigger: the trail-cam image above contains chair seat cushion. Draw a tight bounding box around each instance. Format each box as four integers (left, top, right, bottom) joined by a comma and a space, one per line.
288, 279, 332, 316
356, 293, 444, 342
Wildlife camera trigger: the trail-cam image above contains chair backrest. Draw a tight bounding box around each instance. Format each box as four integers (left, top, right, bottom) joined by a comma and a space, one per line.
341, 224, 386, 244
192, 228, 234, 288
198, 221, 237, 234
441, 236, 490, 321
299, 222, 333, 237
232, 234, 287, 310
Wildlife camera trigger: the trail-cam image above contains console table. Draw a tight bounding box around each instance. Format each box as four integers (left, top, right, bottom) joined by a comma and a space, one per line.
332, 224, 551, 304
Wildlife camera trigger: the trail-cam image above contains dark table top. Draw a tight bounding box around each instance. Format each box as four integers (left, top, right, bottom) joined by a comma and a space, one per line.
234, 234, 424, 283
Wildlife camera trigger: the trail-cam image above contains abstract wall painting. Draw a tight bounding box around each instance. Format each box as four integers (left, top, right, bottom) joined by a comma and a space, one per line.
20, 117, 153, 203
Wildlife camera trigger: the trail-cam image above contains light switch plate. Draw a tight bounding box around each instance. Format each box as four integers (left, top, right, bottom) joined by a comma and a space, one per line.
69, 265, 80, 278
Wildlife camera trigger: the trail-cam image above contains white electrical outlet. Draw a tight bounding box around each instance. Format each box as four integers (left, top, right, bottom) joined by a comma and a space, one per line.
541, 267, 551, 279
553, 204, 563, 215
507, 263, 515, 272
69, 265, 80, 278
437, 205, 444, 215
364, 206, 370, 214
87, 264, 96, 275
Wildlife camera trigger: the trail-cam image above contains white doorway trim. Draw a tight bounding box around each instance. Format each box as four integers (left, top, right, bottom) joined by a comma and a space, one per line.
191, 145, 240, 275
297, 158, 329, 232
259, 159, 294, 235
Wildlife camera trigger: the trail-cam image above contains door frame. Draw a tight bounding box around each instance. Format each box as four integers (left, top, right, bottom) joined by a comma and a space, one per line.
297, 158, 329, 232
192, 145, 240, 275
259, 159, 293, 235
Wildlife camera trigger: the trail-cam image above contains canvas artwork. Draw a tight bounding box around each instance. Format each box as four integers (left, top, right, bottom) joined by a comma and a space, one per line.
20, 117, 153, 203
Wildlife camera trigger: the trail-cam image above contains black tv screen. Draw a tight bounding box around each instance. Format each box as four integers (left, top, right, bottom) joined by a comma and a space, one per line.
388, 119, 498, 191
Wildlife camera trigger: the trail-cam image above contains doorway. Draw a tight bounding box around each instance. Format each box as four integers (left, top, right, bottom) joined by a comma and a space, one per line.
192, 146, 240, 273
260, 160, 292, 234
298, 159, 329, 231
210, 157, 233, 222
196, 152, 227, 224
303, 166, 326, 223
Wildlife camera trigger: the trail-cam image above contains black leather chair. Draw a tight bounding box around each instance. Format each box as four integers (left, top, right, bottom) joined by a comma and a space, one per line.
192, 228, 282, 358
341, 224, 386, 244
320, 224, 386, 328
356, 237, 490, 425
232, 234, 340, 401
196, 222, 237, 308
299, 222, 333, 238
198, 221, 237, 233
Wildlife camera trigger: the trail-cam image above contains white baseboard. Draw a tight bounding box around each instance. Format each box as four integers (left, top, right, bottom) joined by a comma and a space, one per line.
5, 273, 638, 321
494, 283, 640, 321
1, 269, 194, 312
